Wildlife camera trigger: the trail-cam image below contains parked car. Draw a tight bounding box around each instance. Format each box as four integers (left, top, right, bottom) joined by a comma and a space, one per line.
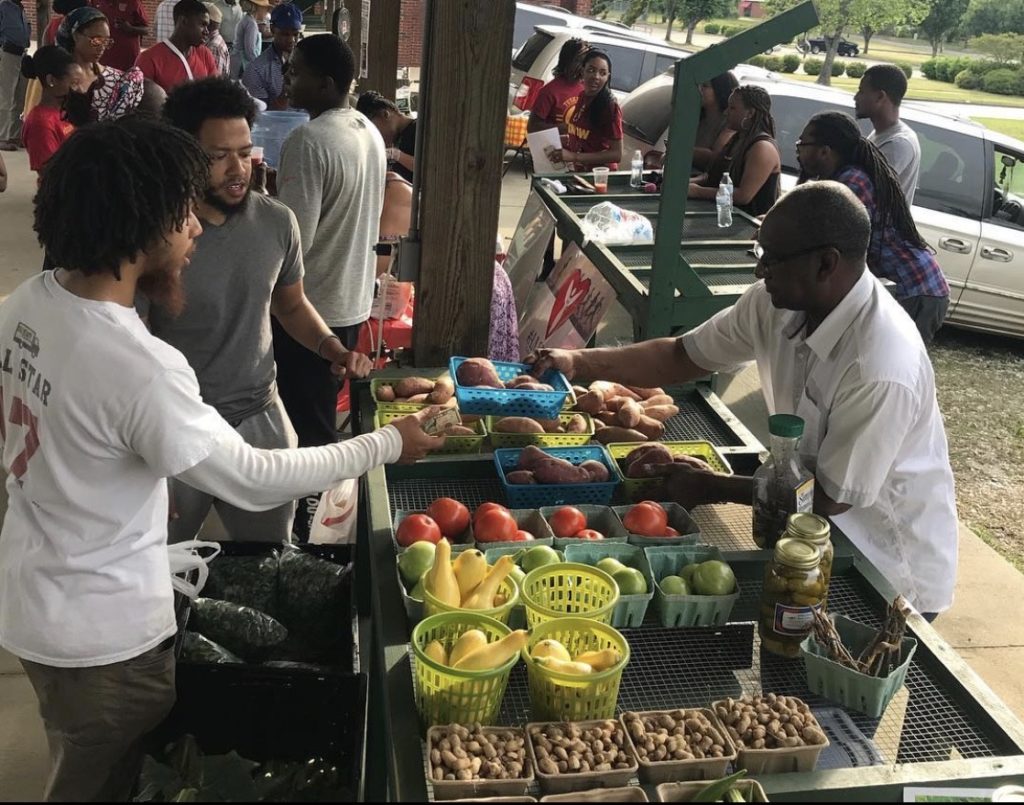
513, 2, 634, 54
620, 70, 1024, 338
510, 24, 689, 111
797, 36, 859, 56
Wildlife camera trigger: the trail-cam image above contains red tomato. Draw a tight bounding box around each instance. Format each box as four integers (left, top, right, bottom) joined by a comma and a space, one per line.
474, 509, 519, 543
474, 502, 510, 523
515, 530, 534, 542
664, 526, 680, 537
549, 506, 588, 539
426, 497, 470, 538
396, 514, 442, 547
573, 529, 604, 540
623, 502, 669, 537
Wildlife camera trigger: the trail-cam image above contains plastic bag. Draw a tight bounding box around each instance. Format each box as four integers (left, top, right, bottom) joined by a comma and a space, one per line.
190, 597, 288, 660
308, 478, 358, 545
276, 547, 352, 650
180, 631, 244, 665
202, 553, 279, 615
167, 540, 221, 601
580, 201, 654, 245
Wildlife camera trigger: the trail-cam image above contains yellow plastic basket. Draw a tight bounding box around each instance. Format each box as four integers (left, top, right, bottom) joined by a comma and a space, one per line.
421, 577, 520, 625
522, 617, 630, 721
374, 409, 486, 455
521, 562, 620, 629
410, 612, 518, 730
605, 441, 734, 502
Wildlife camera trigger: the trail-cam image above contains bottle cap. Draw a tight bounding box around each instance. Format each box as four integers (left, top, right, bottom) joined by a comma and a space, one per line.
774, 537, 821, 570
769, 414, 804, 438
643, 182, 658, 193
786, 513, 830, 544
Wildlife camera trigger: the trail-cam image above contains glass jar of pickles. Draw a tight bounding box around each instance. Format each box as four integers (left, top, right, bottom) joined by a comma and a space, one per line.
784, 513, 833, 600
759, 537, 825, 658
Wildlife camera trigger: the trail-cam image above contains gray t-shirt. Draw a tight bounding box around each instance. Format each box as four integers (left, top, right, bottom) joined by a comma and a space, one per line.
868, 120, 921, 206
148, 193, 304, 424
277, 107, 386, 328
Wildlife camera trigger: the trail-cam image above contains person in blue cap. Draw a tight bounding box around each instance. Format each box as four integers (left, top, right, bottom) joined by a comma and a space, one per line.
241, 0, 299, 109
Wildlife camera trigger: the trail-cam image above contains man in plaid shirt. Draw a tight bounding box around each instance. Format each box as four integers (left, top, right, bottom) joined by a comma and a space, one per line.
795, 111, 949, 344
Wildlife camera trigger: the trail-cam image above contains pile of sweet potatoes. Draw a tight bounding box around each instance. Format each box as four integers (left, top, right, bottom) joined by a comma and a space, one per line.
375, 377, 456, 406
491, 415, 588, 436
617, 444, 714, 478
506, 445, 610, 485
455, 358, 555, 392
570, 382, 680, 444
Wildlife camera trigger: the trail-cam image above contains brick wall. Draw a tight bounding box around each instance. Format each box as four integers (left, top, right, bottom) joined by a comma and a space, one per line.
396, 0, 422, 68
24, 0, 163, 49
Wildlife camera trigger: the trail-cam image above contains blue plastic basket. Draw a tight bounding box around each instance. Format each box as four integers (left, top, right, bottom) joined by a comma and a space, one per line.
449, 357, 574, 418
494, 446, 621, 508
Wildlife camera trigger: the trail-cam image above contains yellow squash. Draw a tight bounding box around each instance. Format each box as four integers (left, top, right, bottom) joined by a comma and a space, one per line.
424, 538, 461, 608
533, 656, 594, 675
423, 639, 448, 666
573, 648, 622, 672
453, 549, 488, 602
448, 629, 488, 667
452, 629, 529, 671
531, 639, 572, 662
462, 555, 515, 610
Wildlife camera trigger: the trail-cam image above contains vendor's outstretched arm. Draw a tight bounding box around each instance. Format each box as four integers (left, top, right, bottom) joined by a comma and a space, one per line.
527, 338, 710, 388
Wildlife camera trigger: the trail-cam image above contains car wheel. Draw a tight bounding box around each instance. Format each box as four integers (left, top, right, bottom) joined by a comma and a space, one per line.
811, 45, 820, 54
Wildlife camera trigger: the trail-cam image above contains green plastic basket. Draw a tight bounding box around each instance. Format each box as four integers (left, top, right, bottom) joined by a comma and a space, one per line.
470, 508, 555, 552
522, 617, 630, 721
644, 546, 739, 628
411, 612, 518, 730
374, 409, 486, 455
605, 442, 733, 503
396, 558, 425, 627
485, 413, 595, 449
521, 562, 620, 629
392, 510, 473, 554
562, 543, 654, 628
370, 375, 452, 408
483, 544, 565, 631
539, 504, 630, 550
422, 575, 520, 625
802, 614, 918, 717
612, 502, 702, 547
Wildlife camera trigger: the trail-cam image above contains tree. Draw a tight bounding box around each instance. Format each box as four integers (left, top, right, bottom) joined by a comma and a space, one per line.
679, 0, 733, 44
591, 0, 614, 18
971, 32, 1024, 62
962, 0, 1024, 36
919, 0, 970, 57
621, 0, 653, 27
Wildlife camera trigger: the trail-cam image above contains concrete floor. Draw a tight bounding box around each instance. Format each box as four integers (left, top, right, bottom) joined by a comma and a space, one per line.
2, 150, 1024, 800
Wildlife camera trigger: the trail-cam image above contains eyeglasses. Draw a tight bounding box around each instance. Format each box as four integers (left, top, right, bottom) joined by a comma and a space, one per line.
78, 34, 114, 47
752, 242, 840, 271
794, 139, 820, 148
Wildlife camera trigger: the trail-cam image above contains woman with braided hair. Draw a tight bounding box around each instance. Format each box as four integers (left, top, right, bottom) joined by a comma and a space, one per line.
689, 85, 780, 216
795, 111, 949, 344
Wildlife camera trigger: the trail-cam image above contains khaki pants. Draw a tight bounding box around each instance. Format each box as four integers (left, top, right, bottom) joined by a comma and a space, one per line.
20, 642, 176, 802
0, 50, 26, 142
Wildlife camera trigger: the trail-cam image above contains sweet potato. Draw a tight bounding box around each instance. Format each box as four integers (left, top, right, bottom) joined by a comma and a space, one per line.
580, 459, 610, 482
634, 415, 666, 440
514, 382, 554, 392
565, 414, 589, 434
641, 394, 676, 408
404, 393, 429, 403
627, 462, 674, 479
506, 470, 537, 485
507, 374, 537, 388
533, 458, 591, 485
604, 396, 630, 413
376, 384, 396, 402
574, 391, 605, 415
394, 377, 435, 399
461, 414, 483, 424
617, 399, 644, 429
627, 386, 666, 400
537, 418, 563, 433
517, 445, 549, 471
572, 385, 590, 398
426, 378, 455, 405
595, 411, 621, 426
493, 417, 545, 434
589, 381, 641, 402
442, 425, 477, 436
594, 427, 648, 444
593, 419, 607, 431
625, 443, 673, 469
455, 358, 504, 389
642, 404, 680, 423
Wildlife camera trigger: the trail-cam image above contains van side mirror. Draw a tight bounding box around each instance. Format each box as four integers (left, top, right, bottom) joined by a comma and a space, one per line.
1001, 154, 1017, 169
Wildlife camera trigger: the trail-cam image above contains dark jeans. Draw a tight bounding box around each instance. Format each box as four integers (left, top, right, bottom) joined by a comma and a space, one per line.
899, 294, 950, 346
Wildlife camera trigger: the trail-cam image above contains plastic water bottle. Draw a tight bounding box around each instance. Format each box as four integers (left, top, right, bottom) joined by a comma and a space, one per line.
630, 149, 644, 189
717, 171, 734, 228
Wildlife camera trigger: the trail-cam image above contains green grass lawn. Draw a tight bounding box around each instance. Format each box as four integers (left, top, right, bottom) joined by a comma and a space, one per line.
786, 72, 1024, 107
972, 117, 1024, 139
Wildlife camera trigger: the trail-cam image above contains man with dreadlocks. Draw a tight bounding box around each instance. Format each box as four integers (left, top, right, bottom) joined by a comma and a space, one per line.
529, 181, 959, 620
689, 84, 781, 217
0, 115, 443, 800
795, 111, 949, 344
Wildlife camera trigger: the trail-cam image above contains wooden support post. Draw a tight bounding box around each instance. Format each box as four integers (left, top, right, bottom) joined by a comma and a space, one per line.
411, 0, 514, 365
365, 0, 399, 99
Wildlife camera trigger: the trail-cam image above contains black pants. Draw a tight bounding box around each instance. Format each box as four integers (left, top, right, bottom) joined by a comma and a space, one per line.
898, 295, 949, 346
271, 317, 362, 448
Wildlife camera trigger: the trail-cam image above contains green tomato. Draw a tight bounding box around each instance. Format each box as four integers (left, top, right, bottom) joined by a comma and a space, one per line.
409, 577, 426, 602
597, 557, 626, 576
680, 563, 700, 584
660, 575, 690, 596
692, 560, 736, 596
613, 567, 648, 596
521, 546, 562, 574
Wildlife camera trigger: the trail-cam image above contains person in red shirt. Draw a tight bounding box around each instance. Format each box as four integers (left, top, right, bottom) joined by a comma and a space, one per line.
93, 0, 149, 72
135, 0, 216, 92
20, 46, 84, 176
527, 37, 587, 136
549, 49, 623, 171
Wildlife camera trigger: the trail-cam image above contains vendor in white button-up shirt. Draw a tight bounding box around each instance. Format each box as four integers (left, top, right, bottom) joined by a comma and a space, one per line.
530, 181, 958, 617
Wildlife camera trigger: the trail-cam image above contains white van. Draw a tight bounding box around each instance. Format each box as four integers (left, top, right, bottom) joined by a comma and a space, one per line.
510, 25, 691, 111
621, 69, 1024, 339
512, 2, 636, 53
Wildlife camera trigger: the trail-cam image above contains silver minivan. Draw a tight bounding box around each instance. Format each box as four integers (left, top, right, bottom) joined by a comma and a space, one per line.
621, 70, 1024, 339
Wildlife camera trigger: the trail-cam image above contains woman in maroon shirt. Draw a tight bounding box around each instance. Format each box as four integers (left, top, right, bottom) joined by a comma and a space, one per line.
548, 49, 623, 171
527, 36, 587, 136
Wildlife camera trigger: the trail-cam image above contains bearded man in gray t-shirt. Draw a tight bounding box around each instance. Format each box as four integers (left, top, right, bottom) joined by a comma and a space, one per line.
855, 63, 921, 205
